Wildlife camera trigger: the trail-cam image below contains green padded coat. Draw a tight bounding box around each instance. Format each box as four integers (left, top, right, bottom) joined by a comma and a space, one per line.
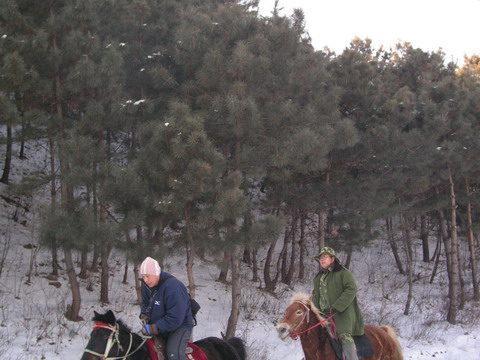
312, 261, 365, 340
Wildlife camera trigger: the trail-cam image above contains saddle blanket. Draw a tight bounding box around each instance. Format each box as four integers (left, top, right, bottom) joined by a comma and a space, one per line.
146, 340, 208, 360
328, 333, 374, 360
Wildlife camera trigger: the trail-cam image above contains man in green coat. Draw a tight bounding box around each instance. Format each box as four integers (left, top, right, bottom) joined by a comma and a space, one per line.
312, 247, 364, 360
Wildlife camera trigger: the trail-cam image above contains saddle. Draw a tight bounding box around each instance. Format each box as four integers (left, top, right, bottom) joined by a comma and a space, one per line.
146, 337, 208, 360
328, 333, 374, 360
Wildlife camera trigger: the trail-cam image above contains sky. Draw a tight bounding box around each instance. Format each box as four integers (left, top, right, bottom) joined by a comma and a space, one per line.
258, 0, 480, 64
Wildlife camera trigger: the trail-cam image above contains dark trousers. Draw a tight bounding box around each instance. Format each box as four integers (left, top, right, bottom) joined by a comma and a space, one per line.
164, 327, 191, 360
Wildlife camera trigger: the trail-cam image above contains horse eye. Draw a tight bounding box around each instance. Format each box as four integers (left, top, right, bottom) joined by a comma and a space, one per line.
296, 310, 303, 315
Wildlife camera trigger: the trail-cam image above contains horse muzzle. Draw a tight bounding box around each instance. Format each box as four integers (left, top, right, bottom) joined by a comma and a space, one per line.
276, 323, 291, 341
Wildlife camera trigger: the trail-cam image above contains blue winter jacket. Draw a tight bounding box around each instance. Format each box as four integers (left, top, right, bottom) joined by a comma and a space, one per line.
140, 271, 193, 334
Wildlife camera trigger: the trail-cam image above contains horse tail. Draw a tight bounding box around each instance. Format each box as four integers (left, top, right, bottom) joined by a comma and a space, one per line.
384, 326, 403, 360
227, 337, 247, 360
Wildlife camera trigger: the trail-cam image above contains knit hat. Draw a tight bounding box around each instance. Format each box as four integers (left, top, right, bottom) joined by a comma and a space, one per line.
140, 257, 161, 276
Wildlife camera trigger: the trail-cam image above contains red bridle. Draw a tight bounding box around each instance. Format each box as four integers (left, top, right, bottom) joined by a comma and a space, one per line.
289, 302, 338, 340
93, 321, 116, 331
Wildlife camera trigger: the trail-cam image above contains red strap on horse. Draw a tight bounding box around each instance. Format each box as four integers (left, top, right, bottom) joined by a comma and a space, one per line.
93, 321, 113, 331
146, 339, 159, 360
186, 343, 208, 360
291, 312, 338, 340
146, 340, 208, 360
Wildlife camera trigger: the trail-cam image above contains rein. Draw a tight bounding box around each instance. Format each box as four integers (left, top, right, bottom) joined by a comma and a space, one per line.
83, 321, 149, 360
290, 302, 338, 340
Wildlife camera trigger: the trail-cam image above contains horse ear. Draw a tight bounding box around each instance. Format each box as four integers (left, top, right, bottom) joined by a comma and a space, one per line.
92, 310, 100, 321
105, 310, 116, 324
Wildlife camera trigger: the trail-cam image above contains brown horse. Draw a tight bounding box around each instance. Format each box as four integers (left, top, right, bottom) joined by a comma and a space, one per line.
276, 293, 403, 360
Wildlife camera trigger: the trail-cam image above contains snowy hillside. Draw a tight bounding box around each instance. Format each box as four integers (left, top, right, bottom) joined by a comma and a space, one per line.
0, 140, 479, 360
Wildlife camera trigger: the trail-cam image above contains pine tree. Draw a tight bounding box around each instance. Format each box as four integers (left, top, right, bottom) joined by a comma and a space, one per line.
129, 102, 226, 301
456, 58, 480, 301
0, 0, 43, 183
10, 0, 130, 318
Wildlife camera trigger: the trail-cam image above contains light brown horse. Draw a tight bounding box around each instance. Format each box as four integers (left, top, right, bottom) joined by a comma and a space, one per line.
276, 293, 403, 360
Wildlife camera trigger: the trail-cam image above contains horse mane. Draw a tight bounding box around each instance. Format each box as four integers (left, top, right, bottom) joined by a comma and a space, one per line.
290, 292, 310, 304
92, 310, 133, 333
290, 293, 326, 323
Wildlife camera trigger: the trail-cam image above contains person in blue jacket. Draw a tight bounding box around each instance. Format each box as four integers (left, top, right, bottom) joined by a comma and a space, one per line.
139, 257, 193, 360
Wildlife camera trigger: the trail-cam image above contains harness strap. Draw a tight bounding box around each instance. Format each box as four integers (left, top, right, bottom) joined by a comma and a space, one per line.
291, 310, 338, 340
83, 322, 148, 360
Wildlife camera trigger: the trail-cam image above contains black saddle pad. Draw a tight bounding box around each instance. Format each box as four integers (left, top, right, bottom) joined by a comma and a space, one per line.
328, 333, 374, 359
354, 334, 374, 358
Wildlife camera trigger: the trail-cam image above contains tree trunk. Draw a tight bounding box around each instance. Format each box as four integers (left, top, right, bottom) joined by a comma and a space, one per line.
134, 263, 142, 305
99, 130, 111, 304
90, 243, 100, 271
53, 25, 82, 320
242, 247, 251, 265
446, 169, 460, 324
465, 178, 479, 301
1, 125, 12, 184
298, 213, 306, 280
345, 248, 353, 269
251, 248, 258, 283
185, 206, 196, 297
283, 214, 297, 285
26, 236, 39, 284
122, 255, 129, 284
225, 245, 242, 339
401, 215, 413, 316
78, 248, 88, 279
317, 210, 326, 250
264, 238, 279, 293
458, 252, 465, 310
48, 137, 61, 276
64, 247, 82, 321
430, 225, 442, 284
217, 251, 230, 283
385, 218, 404, 274
19, 120, 27, 159
420, 215, 430, 262
100, 242, 111, 304
438, 209, 452, 289
280, 214, 296, 283
316, 173, 330, 256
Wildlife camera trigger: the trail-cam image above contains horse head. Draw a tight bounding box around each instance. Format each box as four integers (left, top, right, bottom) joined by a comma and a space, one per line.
81, 310, 148, 360
276, 293, 327, 341
93, 310, 117, 326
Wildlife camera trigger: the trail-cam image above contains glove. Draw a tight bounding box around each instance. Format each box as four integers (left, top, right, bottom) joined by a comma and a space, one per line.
141, 323, 158, 336
139, 314, 149, 323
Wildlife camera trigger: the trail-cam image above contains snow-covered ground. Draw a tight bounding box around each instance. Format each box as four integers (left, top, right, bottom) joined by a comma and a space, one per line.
0, 139, 479, 360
